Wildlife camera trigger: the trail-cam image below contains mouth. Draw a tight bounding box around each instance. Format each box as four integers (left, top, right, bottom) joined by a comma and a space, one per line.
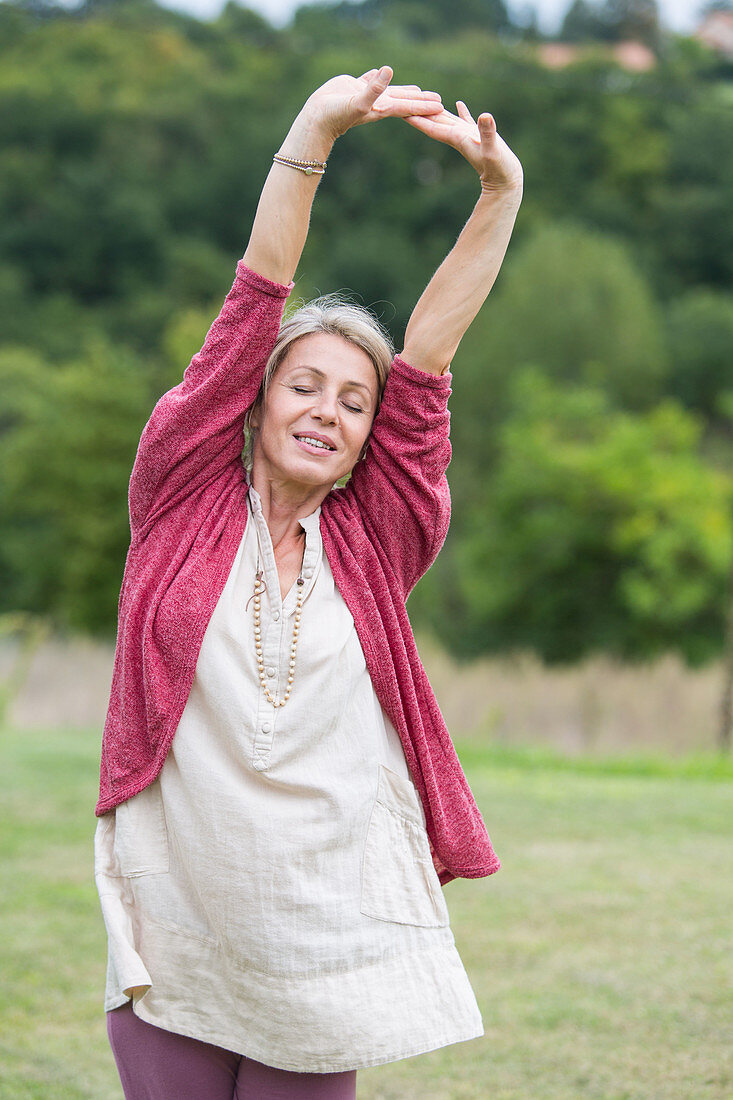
294, 434, 337, 455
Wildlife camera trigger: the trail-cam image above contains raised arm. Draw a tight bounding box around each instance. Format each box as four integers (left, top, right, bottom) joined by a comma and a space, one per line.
126, 70, 441, 537
330, 105, 522, 588
243, 66, 443, 286
401, 102, 524, 376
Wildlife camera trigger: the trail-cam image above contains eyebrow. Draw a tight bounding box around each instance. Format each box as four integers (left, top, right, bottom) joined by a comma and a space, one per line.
289, 365, 374, 394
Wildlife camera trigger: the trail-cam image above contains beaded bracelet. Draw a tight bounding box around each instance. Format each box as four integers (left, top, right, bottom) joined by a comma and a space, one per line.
273, 153, 327, 176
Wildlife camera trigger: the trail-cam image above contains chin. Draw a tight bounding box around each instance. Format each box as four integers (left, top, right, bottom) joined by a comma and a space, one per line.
253, 439, 355, 489
278, 460, 349, 488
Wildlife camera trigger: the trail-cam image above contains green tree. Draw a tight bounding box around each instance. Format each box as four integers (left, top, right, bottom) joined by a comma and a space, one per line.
0, 342, 153, 634
651, 92, 733, 296
464, 221, 666, 402
666, 290, 733, 420
443, 222, 668, 520
601, 0, 660, 45
560, 0, 608, 41
450, 369, 731, 664
298, 0, 512, 39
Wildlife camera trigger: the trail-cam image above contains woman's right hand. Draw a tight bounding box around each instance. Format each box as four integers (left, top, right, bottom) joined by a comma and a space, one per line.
301, 66, 442, 144
403, 100, 523, 197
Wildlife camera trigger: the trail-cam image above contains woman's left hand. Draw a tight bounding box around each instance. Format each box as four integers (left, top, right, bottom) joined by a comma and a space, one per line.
303, 66, 443, 143
404, 101, 523, 196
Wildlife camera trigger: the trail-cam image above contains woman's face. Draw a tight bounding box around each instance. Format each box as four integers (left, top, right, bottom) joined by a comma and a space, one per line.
250, 332, 379, 491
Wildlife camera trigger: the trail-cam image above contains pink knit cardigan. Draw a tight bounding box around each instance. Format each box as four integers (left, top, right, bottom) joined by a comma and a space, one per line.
95, 261, 500, 887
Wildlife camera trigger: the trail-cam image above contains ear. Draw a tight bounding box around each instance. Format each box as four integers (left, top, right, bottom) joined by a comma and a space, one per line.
248, 395, 264, 432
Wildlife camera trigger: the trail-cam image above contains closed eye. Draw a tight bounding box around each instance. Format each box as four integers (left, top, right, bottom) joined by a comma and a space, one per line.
292, 385, 363, 413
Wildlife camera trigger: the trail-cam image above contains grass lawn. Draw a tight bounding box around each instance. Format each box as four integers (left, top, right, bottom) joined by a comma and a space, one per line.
0, 727, 731, 1099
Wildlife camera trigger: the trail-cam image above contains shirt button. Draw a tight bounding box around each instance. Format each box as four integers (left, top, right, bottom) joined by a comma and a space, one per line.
303, 568, 312, 579
267, 667, 276, 678
262, 722, 271, 734
272, 610, 280, 621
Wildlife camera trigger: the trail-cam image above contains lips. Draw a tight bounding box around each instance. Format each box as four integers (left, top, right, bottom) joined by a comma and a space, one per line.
294, 433, 337, 453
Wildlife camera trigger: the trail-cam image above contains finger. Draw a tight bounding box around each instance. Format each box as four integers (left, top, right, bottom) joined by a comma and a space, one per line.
396, 114, 460, 148
372, 96, 442, 119
455, 101, 480, 143
367, 64, 393, 99
401, 114, 434, 132
379, 82, 433, 94
478, 112, 497, 143
382, 86, 442, 102
374, 94, 442, 118
401, 114, 457, 144
352, 64, 393, 116
376, 102, 444, 120
400, 106, 458, 125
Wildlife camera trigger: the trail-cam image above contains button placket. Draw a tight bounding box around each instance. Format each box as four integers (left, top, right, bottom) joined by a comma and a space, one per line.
281, 515, 321, 621
252, 613, 282, 770
246, 488, 323, 771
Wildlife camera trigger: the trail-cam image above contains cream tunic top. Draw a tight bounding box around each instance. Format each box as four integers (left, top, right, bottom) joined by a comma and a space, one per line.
94, 484, 484, 1073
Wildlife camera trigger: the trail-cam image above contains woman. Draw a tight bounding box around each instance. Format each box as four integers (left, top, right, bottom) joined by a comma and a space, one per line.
94, 65, 523, 1099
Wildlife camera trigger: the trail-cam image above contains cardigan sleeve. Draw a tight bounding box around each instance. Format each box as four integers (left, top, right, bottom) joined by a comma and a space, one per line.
338, 354, 453, 597
127, 262, 293, 538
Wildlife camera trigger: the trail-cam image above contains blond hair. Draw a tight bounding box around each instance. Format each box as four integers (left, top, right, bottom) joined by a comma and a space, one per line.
243, 294, 394, 473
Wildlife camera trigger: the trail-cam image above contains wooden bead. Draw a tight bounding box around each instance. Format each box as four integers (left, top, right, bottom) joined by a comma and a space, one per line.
251, 557, 307, 710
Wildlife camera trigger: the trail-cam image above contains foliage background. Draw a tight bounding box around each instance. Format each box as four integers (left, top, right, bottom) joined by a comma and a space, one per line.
1, 0, 732, 670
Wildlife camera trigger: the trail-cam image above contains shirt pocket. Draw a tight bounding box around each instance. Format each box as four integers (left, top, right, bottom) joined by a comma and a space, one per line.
113, 778, 170, 877
360, 764, 450, 928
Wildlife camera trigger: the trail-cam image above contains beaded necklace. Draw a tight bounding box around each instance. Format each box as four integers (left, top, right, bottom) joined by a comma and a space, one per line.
250, 498, 306, 709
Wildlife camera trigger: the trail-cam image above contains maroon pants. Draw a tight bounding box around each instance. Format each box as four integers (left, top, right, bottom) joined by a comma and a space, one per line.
106, 1002, 358, 1099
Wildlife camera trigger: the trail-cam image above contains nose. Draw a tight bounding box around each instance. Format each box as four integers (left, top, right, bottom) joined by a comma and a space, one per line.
312, 388, 339, 424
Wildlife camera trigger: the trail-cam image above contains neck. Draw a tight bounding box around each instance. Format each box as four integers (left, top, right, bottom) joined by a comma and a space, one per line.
249, 468, 326, 550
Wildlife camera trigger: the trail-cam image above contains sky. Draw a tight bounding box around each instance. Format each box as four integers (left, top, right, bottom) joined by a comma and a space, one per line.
155, 0, 709, 36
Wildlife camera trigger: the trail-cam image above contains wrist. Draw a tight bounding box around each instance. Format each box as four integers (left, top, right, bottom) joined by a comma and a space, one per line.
279, 105, 337, 162
478, 176, 523, 207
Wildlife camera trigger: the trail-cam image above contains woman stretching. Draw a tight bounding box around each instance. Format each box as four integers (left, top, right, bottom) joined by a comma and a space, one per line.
94, 65, 523, 1099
